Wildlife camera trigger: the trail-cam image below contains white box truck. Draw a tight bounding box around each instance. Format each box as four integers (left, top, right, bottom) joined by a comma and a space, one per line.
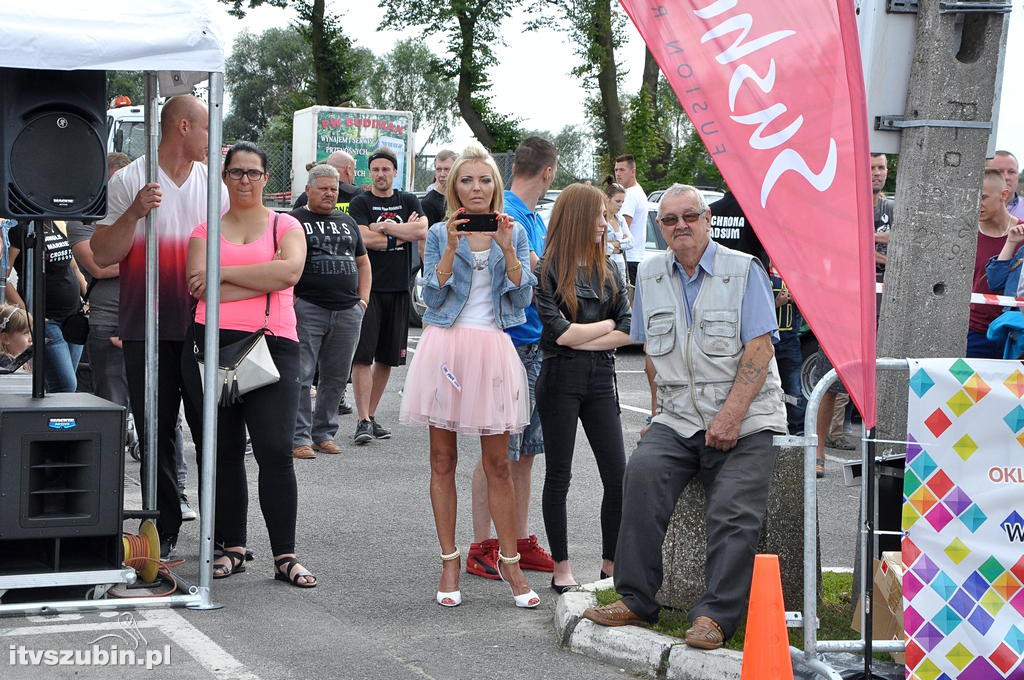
291, 106, 415, 198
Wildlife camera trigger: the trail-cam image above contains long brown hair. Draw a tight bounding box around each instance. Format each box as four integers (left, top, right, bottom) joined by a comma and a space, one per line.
541, 183, 615, 320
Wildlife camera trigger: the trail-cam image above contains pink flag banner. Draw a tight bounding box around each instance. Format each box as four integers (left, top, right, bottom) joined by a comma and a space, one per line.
619, 0, 877, 426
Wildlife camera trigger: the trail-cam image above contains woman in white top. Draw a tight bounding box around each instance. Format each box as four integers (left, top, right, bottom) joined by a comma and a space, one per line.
399, 144, 540, 610
603, 182, 631, 283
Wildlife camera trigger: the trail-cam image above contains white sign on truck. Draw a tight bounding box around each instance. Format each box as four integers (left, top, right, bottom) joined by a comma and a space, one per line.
291, 106, 415, 198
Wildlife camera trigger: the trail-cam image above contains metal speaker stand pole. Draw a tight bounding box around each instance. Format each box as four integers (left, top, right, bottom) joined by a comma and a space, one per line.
29, 220, 45, 399
842, 426, 886, 679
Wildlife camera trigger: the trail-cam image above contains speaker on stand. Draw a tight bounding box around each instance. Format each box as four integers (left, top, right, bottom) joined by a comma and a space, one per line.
0, 70, 132, 601
0, 68, 107, 221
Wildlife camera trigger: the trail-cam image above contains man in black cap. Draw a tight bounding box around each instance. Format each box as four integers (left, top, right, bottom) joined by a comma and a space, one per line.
347, 147, 427, 444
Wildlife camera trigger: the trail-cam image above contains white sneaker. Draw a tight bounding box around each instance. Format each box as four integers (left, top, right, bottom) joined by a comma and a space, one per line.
180, 493, 197, 522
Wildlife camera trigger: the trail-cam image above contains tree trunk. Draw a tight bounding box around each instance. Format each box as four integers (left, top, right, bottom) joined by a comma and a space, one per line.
454, 10, 496, 149
310, 0, 329, 105
594, 0, 624, 158
643, 47, 660, 112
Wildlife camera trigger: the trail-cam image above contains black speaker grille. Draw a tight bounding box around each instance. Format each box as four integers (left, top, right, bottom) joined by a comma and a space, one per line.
7, 111, 105, 218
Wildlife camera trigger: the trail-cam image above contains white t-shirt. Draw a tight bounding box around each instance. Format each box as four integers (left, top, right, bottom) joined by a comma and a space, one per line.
453, 249, 497, 329
621, 183, 648, 263
98, 156, 228, 340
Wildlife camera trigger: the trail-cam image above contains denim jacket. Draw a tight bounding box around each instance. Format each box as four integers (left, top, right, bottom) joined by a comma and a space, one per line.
421, 221, 537, 329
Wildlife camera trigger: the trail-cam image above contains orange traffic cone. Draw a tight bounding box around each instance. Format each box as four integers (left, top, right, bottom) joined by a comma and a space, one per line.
740, 554, 793, 680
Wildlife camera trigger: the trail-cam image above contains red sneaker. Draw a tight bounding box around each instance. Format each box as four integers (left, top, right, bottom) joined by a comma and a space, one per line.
466, 538, 499, 579
517, 534, 554, 572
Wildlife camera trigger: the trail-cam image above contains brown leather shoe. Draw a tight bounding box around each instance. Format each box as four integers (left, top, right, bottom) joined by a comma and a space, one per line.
292, 445, 316, 459
684, 615, 725, 649
314, 439, 342, 454
582, 600, 651, 628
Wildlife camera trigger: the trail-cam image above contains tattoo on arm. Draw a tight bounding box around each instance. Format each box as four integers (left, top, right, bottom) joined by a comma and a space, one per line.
735, 357, 768, 385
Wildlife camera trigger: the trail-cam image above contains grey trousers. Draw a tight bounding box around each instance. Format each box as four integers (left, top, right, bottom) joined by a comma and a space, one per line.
615, 424, 777, 637
86, 325, 130, 407
293, 299, 363, 446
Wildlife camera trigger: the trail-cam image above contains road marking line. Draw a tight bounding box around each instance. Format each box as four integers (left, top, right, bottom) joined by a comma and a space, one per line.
0, 621, 160, 636
144, 609, 261, 680
620, 403, 652, 416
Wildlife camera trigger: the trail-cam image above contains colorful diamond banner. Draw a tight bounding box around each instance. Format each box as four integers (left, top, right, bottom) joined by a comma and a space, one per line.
907, 359, 1024, 678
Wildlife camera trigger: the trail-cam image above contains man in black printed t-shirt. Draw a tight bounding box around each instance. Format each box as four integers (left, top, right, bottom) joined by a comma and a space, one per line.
289, 163, 372, 460
347, 147, 427, 444
707, 191, 769, 269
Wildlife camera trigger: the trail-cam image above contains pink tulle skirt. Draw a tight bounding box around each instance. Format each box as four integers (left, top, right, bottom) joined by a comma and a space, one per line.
400, 324, 529, 436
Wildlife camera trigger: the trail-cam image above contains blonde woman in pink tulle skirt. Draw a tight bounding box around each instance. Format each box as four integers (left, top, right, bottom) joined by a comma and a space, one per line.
399, 144, 540, 609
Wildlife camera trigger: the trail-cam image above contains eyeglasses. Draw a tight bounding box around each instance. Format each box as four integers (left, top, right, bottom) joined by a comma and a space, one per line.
224, 168, 266, 181
660, 209, 705, 226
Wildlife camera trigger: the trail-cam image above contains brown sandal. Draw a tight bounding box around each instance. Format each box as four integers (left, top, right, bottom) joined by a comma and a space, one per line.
816, 457, 826, 478
684, 615, 725, 649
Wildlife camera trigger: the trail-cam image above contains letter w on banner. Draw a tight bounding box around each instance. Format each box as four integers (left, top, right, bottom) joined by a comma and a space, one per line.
619, 0, 877, 426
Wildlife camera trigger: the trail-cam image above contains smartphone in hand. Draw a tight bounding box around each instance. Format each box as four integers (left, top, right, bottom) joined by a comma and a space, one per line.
457, 212, 499, 232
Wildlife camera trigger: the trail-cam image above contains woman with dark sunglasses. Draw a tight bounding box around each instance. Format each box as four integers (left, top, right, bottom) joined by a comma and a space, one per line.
535, 183, 633, 593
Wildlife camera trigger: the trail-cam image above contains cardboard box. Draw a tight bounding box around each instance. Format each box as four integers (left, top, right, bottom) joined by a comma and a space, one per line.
852, 551, 906, 664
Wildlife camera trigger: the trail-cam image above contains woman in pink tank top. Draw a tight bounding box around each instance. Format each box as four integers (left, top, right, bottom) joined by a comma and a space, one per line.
184, 141, 316, 588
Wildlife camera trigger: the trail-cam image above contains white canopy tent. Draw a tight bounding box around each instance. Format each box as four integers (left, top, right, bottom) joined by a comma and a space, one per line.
0, 0, 228, 613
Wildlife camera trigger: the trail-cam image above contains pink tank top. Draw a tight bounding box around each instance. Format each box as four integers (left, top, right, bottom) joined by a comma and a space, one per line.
191, 211, 301, 342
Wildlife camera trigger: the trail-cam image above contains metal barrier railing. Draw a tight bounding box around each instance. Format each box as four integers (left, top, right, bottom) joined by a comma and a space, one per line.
776, 358, 909, 680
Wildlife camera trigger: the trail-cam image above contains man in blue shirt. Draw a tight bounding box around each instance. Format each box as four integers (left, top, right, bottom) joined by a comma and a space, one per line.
583, 184, 787, 650
466, 137, 559, 579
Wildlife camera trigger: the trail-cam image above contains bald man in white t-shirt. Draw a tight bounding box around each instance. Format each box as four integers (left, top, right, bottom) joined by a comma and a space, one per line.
614, 155, 648, 283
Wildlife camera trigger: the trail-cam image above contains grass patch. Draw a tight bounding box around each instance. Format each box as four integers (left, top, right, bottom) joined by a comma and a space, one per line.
593, 570, 857, 652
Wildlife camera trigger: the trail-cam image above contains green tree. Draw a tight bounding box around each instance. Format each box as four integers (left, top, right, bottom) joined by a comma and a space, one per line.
219, 0, 365, 107
622, 85, 671, 188
223, 27, 314, 141
106, 72, 144, 105
551, 0, 627, 159
663, 134, 723, 189
366, 39, 458, 152
377, 0, 524, 151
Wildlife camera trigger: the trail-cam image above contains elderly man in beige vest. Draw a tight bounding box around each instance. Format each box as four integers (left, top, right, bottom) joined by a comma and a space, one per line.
582, 184, 787, 650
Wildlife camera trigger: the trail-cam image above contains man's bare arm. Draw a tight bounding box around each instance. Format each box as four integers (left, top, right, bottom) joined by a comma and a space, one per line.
92, 182, 162, 267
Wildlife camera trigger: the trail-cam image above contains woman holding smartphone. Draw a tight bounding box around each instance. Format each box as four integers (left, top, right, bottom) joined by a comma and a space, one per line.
535, 183, 632, 593
399, 144, 540, 609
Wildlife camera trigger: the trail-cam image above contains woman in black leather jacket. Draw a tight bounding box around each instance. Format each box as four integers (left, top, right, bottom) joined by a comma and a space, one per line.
535, 183, 632, 593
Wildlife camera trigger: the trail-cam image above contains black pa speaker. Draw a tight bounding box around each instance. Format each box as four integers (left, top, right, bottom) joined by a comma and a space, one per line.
0, 68, 107, 221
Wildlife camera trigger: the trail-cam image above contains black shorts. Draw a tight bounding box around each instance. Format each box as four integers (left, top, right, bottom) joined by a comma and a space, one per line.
353, 291, 410, 367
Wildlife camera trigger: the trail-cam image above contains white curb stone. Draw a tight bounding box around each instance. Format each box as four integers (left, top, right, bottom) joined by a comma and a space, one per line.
554, 588, 743, 679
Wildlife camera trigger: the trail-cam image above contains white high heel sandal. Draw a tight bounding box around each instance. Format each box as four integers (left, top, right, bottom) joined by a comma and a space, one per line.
497, 551, 540, 608
436, 549, 462, 607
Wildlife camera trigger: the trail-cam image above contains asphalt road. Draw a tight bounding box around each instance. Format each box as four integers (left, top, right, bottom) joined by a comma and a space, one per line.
1, 330, 863, 679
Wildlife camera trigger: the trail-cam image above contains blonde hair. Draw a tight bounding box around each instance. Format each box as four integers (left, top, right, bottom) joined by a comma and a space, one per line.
444, 143, 505, 216
0, 304, 31, 356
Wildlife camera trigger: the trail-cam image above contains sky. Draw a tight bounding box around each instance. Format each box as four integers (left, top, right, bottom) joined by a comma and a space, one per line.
209, 1, 1024, 157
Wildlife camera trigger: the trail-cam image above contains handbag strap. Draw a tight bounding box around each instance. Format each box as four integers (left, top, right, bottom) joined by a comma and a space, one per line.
262, 212, 279, 326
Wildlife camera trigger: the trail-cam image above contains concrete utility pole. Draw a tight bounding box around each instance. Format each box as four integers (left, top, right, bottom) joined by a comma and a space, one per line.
876, 0, 1010, 443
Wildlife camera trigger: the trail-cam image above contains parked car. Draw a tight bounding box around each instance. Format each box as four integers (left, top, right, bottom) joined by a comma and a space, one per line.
648, 186, 724, 205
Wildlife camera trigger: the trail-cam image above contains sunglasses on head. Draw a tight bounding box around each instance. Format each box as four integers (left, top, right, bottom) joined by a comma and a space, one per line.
659, 209, 705, 226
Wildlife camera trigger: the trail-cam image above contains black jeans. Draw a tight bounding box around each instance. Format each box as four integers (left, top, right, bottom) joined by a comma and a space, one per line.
615, 425, 777, 636
537, 352, 625, 563
123, 340, 203, 544
183, 325, 301, 555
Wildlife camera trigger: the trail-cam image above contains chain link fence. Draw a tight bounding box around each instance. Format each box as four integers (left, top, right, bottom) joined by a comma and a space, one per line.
415, 152, 515, 192
254, 145, 523, 206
